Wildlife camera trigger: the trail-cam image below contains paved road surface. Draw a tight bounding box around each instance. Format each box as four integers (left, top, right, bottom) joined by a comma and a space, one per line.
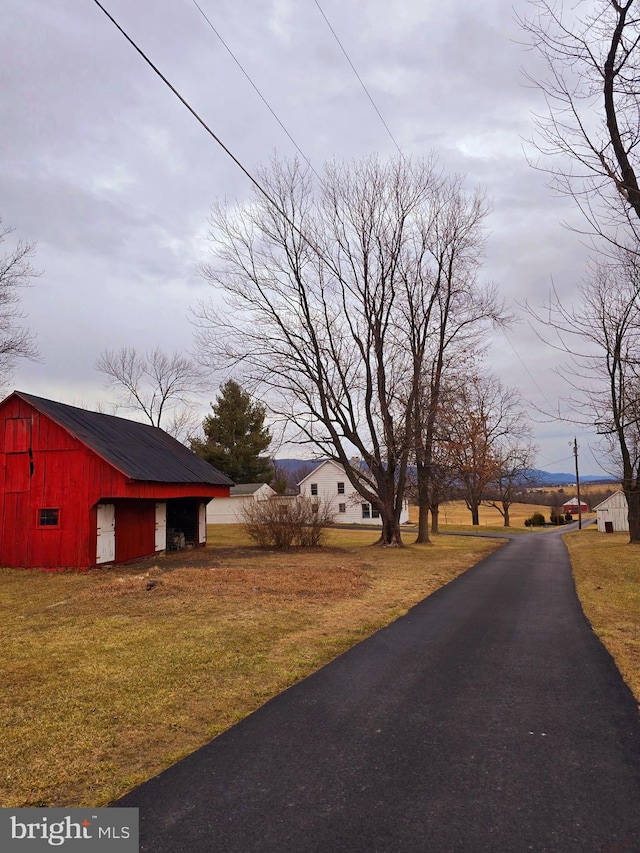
115, 527, 640, 852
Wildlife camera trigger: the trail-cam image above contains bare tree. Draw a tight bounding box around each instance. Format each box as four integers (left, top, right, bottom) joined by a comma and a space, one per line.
520, 1, 640, 540
528, 250, 640, 541
446, 374, 528, 526
412, 262, 505, 545
96, 346, 206, 439
0, 219, 40, 385
483, 439, 538, 528
194, 155, 488, 545
519, 0, 640, 245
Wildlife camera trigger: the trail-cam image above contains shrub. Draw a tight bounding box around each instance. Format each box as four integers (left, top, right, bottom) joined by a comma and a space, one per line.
565, 512, 573, 522
550, 512, 565, 525
525, 512, 546, 527
240, 496, 335, 548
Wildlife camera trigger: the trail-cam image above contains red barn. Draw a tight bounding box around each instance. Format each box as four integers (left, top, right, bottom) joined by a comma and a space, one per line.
562, 496, 589, 515
0, 391, 233, 569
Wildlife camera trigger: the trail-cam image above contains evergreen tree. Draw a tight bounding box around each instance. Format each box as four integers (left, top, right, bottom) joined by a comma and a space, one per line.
192, 380, 272, 484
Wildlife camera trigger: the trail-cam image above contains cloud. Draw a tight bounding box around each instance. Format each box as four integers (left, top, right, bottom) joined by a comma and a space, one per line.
0, 0, 615, 473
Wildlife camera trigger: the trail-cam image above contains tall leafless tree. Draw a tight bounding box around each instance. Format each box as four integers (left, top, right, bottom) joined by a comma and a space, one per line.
483, 438, 538, 528
529, 251, 640, 541
96, 346, 207, 440
519, 0, 640, 246
0, 219, 40, 385
411, 196, 505, 545
446, 374, 530, 526
195, 155, 493, 545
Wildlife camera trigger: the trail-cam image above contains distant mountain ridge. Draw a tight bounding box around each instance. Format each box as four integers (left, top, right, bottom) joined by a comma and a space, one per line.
272, 459, 615, 487
524, 469, 615, 486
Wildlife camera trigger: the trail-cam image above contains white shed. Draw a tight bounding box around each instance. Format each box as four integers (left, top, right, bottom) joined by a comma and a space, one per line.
594, 490, 629, 532
206, 482, 276, 524
297, 460, 410, 526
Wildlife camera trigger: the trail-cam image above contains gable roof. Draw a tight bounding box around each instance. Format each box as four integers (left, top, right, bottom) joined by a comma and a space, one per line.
230, 483, 275, 496
297, 459, 345, 486
9, 391, 234, 486
593, 490, 627, 511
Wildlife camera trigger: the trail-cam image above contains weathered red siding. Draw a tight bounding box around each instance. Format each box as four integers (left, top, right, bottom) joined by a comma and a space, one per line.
114, 501, 156, 564
0, 395, 229, 569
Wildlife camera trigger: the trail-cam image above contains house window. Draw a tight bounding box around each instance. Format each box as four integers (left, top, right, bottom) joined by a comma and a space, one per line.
371, 506, 380, 519
310, 483, 318, 496
337, 482, 345, 494
38, 508, 59, 528
338, 503, 346, 513
362, 503, 370, 519
311, 504, 318, 514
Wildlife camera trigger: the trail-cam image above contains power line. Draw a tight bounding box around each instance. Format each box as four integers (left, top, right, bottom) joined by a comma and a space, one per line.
536, 453, 574, 468
188, 0, 323, 182
500, 327, 557, 413
91, 0, 315, 247
313, 0, 403, 156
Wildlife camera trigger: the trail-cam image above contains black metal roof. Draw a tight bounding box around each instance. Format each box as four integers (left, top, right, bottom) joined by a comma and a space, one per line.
14, 391, 234, 486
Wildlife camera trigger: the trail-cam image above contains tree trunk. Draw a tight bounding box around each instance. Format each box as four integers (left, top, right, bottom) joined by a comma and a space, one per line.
415, 461, 431, 543
374, 501, 404, 546
470, 504, 480, 526
626, 486, 640, 543
503, 506, 510, 527
415, 503, 431, 544
431, 504, 440, 535
376, 516, 403, 546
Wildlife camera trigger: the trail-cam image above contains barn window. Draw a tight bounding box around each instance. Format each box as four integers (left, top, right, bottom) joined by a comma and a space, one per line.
338, 503, 346, 513
310, 483, 318, 496
337, 482, 345, 494
38, 508, 59, 527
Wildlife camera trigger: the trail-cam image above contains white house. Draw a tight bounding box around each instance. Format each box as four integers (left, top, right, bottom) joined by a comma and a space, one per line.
297, 460, 410, 526
206, 482, 276, 524
594, 490, 629, 532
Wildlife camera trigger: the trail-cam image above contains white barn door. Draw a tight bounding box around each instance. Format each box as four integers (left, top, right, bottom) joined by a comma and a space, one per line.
198, 503, 207, 545
96, 503, 116, 564
155, 502, 167, 551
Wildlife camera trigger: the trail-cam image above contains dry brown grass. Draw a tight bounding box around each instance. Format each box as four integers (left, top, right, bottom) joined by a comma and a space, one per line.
564, 527, 640, 703
409, 500, 580, 529
575, 482, 621, 496
0, 525, 503, 808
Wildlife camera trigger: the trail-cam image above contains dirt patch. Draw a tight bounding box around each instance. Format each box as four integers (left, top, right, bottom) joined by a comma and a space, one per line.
78, 546, 368, 603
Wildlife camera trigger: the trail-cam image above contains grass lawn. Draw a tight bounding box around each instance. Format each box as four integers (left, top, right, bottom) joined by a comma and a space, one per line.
564, 526, 640, 703
0, 525, 503, 808
410, 500, 594, 534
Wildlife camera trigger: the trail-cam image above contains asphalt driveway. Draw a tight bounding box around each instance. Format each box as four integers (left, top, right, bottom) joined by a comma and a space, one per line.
115, 527, 640, 852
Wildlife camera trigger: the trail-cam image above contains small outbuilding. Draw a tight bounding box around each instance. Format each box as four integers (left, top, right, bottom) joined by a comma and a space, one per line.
297, 459, 410, 526
206, 482, 276, 524
562, 496, 589, 515
594, 490, 629, 532
0, 391, 233, 569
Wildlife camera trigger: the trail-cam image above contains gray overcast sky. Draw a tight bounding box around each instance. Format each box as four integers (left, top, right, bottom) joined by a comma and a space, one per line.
1, 0, 605, 475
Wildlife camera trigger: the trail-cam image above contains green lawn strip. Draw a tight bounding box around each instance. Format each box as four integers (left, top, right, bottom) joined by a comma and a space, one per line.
1, 530, 502, 808
564, 527, 640, 702
437, 524, 534, 535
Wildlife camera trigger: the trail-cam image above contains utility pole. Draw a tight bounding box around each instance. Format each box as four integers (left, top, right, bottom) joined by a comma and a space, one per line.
573, 437, 582, 530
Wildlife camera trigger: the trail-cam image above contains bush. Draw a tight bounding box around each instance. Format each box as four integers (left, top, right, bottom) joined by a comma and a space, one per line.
525, 512, 546, 527
565, 512, 573, 522
240, 496, 335, 548
550, 512, 565, 525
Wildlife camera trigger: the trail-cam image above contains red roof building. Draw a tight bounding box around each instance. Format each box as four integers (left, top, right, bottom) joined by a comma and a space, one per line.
0, 391, 233, 569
